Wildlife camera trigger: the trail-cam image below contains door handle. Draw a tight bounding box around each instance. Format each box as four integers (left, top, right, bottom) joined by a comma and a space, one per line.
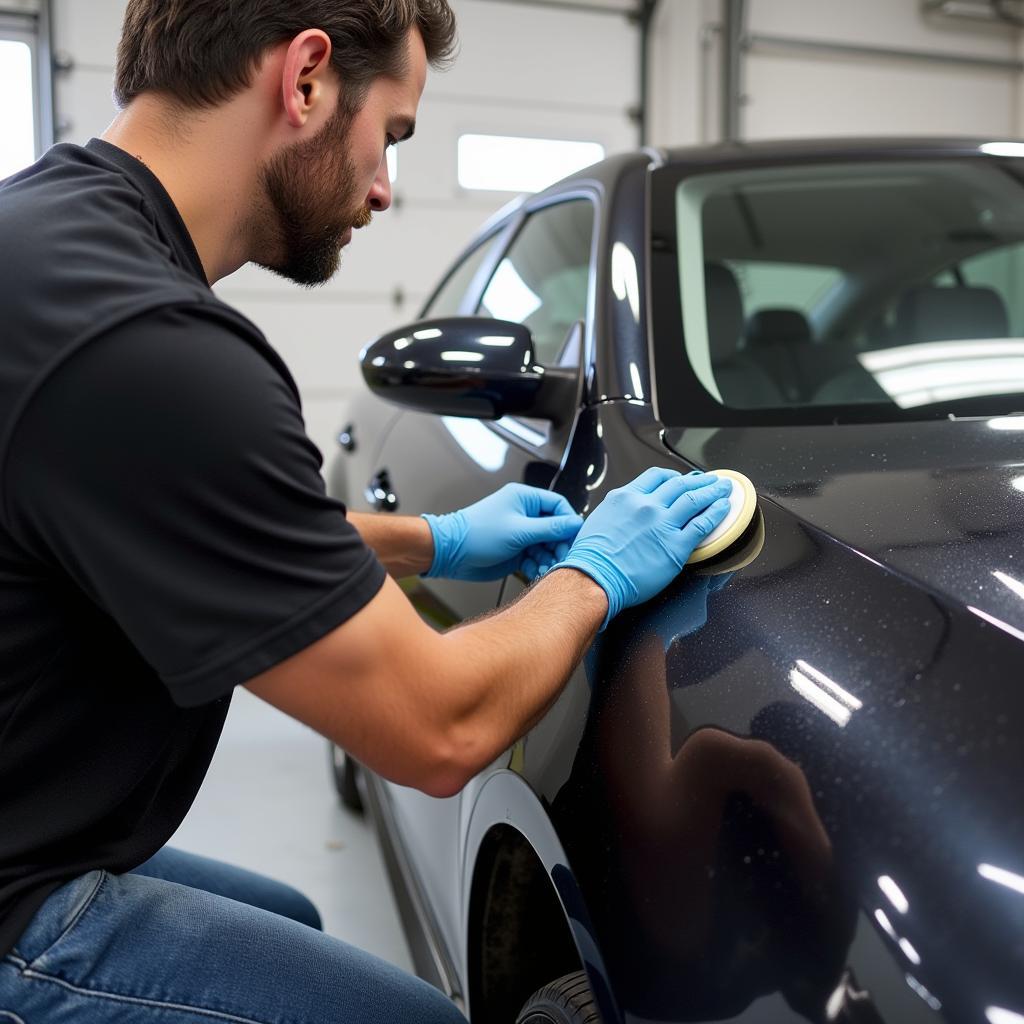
337, 422, 356, 453
366, 469, 398, 512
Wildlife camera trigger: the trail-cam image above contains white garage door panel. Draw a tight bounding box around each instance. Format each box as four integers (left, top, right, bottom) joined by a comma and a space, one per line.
445, 0, 636, 110
225, 296, 410, 396
217, 203, 496, 300
53, 0, 125, 67
55, 68, 117, 144
746, 0, 1020, 61
745, 54, 1018, 139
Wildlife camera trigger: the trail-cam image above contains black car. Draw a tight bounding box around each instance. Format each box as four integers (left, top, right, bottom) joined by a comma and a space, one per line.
328, 138, 1024, 1024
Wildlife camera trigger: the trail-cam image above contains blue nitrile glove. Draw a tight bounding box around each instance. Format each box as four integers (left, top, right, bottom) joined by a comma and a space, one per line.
520, 539, 573, 581
422, 483, 583, 581
553, 468, 733, 631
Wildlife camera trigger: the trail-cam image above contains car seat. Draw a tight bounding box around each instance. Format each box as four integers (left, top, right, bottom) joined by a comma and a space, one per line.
894, 285, 1010, 344
705, 263, 783, 407
744, 307, 814, 403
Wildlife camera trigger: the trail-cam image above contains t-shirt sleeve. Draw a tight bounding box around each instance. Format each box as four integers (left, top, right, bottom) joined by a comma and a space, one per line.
4, 304, 386, 707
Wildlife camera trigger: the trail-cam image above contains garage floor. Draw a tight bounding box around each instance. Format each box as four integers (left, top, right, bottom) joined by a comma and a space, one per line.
170, 687, 413, 973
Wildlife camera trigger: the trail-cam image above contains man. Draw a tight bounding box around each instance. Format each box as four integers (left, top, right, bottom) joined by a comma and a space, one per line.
0, 1, 732, 1020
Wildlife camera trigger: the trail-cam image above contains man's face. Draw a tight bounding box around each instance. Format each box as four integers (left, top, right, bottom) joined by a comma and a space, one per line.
255, 29, 427, 287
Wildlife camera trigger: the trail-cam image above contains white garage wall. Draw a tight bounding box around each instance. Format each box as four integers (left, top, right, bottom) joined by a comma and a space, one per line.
649, 0, 1024, 147
51, 0, 638, 465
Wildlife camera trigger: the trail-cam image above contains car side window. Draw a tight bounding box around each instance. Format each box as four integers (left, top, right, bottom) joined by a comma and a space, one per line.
422, 235, 499, 318
477, 200, 595, 367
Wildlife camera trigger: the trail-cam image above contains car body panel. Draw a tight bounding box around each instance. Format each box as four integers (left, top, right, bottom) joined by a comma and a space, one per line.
664, 419, 1024, 637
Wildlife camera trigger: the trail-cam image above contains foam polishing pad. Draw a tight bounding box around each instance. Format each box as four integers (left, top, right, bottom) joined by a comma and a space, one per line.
686, 469, 758, 565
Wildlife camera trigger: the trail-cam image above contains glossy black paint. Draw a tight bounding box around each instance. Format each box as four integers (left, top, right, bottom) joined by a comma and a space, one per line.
330, 138, 1024, 1024
362, 316, 576, 423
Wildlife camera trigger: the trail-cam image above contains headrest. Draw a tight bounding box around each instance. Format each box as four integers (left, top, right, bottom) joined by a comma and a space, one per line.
895, 286, 1009, 344
705, 262, 744, 363
746, 307, 813, 348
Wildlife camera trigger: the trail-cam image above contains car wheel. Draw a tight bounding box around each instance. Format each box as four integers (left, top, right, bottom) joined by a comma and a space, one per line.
329, 743, 364, 814
515, 971, 602, 1024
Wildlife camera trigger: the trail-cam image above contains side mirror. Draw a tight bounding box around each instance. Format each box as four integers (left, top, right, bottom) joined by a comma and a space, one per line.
360, 317, 578, 424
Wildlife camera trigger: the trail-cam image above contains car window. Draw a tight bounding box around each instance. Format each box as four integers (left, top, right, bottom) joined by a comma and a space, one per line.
422, 235, 498, 318
659, 159, 1024, 419
477, 200, 595, 367
954, 242, 1024, 334
725, 259, 841, 321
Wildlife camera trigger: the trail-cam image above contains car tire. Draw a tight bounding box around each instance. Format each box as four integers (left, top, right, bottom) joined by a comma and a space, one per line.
329, 743, 364, 814
515, 971, 602, 1024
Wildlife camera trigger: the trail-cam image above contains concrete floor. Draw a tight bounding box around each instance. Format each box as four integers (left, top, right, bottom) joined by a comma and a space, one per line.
171, 687, 413, 973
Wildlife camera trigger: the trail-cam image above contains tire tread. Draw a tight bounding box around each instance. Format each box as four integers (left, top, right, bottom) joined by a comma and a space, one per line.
515, 970, 602, 1024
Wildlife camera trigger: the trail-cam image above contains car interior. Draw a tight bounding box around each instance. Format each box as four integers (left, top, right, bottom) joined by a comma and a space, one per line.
685, 159, 1024, 413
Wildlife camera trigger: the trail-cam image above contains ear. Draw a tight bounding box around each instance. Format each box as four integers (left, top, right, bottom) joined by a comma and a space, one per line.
281, 29, 333, 128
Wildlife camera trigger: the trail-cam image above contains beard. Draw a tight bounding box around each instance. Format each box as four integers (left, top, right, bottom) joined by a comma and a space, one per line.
255, 101, 373, 287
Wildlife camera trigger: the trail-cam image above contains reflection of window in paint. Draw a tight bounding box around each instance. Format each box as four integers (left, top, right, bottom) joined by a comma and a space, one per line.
0, 40, 35, 179
441, 416, 509, 471
457, 134, 604, 194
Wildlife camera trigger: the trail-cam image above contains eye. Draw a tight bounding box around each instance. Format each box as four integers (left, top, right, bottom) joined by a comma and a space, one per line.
385, 133, 398, 150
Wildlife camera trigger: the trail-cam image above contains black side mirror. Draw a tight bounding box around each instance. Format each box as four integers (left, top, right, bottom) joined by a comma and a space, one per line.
360, 317, 577, 424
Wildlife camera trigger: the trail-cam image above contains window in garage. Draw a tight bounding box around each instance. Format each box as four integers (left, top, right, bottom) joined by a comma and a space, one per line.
458, 134, 605, 194
0, 31, 36, 179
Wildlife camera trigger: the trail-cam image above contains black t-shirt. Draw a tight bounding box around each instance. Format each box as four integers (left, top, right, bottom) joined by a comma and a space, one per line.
0, 140, 386, 954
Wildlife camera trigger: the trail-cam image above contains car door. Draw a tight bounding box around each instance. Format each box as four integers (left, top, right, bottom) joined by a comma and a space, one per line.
370, 194, 599, 982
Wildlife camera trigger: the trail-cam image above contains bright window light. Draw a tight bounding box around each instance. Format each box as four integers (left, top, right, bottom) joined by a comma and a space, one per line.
0, 40, 35, 179
386, 146, 398, 184
458, 134, 604, 194
981, 142, 1024, 158
858, 339, 1024, 409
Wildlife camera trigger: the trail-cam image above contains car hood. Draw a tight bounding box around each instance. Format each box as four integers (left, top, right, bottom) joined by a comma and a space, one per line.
663, 416, 1024, 638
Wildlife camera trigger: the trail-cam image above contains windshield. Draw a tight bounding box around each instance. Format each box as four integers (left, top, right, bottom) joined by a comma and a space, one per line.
650, 156, 1024, 424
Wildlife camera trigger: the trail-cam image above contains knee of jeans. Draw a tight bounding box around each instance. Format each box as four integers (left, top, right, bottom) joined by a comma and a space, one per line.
287, 892, 322, 931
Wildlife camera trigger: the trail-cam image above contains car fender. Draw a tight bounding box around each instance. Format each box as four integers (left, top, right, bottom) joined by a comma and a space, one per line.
461, 768, 621, 1024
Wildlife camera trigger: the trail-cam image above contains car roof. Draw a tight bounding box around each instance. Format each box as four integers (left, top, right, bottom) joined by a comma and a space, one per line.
656, 135, 1020, 166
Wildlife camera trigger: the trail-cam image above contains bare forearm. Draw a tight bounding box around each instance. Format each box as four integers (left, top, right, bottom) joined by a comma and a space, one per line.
347, 511, 433, 578
246, 564, 607, 799
430, 567, 607, 789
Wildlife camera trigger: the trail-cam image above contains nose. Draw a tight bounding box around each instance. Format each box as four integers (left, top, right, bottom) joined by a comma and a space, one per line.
367, 157, 392, 213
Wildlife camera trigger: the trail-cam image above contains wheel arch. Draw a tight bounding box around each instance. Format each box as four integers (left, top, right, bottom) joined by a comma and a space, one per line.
462, 770, 620, 1024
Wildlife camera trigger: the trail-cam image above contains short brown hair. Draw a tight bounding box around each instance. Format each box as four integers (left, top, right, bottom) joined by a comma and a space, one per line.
114, 0, 457, 111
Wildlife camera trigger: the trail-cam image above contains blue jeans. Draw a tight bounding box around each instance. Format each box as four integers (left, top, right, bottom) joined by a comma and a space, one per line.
0, 847, 465, 1023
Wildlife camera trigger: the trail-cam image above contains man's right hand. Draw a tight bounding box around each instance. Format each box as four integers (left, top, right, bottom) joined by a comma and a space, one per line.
554, 468, 732, 629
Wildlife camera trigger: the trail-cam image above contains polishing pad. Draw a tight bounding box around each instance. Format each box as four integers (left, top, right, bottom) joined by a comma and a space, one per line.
686, 468, 758, 564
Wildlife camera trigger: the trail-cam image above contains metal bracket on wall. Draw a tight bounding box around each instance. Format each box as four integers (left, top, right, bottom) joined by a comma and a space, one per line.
37, 0, 55, 149
637, 0, 658, 146
721, 0, 748, 143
